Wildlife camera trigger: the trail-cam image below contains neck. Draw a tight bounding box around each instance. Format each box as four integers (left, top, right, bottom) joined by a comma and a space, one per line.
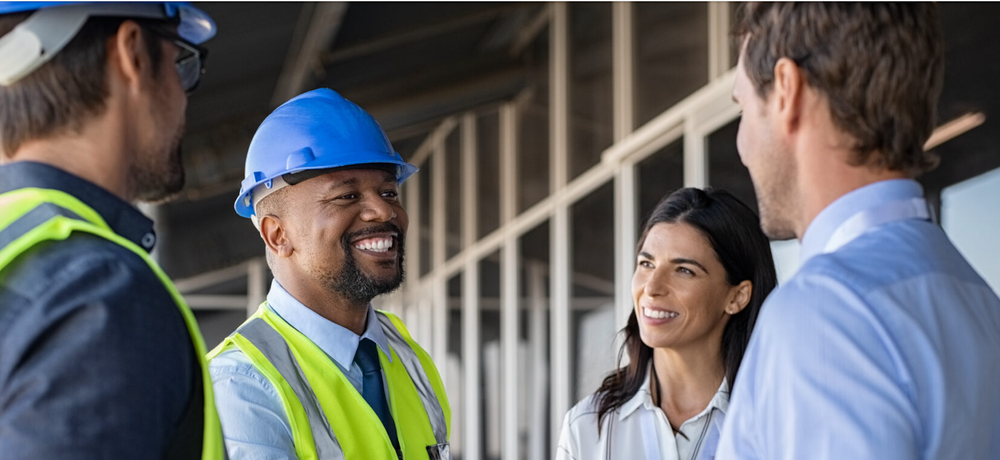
276, 268, 369, 335
793, 133, 908, 238
651, 341, 725, 427
6, 107, 133, 201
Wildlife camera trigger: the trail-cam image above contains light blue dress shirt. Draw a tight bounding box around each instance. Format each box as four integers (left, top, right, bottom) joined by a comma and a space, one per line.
716, 179, 1000, 460
210, 279, 393, 460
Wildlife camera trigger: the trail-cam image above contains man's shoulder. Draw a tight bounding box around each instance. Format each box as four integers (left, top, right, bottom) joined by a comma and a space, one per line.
820, 219, 985, 288
209, 347, 269, 383
0, 232, 188, 360
753, 266, 887, 358
778, 219, 997, 322
2, 232, 159, 300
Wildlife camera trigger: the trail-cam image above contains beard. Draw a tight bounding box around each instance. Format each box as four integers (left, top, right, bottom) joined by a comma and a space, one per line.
131, 121, 186, 203
323, 223, 406, 306
752, 151, 799, 241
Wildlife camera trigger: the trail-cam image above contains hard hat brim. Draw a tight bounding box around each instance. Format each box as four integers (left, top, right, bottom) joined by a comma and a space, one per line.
234, 159, 418, 218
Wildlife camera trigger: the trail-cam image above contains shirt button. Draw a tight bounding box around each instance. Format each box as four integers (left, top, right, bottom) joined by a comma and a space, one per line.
141, 232, 156, 249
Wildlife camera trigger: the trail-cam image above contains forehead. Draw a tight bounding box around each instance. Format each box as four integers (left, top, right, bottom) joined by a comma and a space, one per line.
308, 168, 398, 188
641, 222, 714, 258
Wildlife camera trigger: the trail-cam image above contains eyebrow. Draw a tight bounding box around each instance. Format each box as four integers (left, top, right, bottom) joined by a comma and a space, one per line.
329, 177, 359, 188
672, 258, 709, 274
637, 253, 709, 274
326, 173, 397, 190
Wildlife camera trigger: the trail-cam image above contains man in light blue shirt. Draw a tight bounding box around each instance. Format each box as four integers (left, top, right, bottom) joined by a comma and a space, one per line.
721, 3, 1000, 460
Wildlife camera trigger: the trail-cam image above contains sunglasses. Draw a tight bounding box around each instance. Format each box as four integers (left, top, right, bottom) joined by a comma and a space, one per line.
146, 27, 208, 93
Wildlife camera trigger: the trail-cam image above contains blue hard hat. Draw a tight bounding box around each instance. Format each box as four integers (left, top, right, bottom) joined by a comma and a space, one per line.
235, 88, 419, 218
0, 2, 216, 85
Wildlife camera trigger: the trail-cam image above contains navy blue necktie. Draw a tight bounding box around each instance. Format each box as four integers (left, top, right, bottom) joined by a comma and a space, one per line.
354, 338, 400, 454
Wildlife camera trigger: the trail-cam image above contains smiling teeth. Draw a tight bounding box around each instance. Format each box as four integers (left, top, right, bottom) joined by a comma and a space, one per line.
355, 238, 393, 253
643, 307, 678, 319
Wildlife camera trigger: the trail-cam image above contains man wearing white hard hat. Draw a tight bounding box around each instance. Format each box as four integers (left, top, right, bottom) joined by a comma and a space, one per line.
209, 89, 451, 460
0, 3, 225, 459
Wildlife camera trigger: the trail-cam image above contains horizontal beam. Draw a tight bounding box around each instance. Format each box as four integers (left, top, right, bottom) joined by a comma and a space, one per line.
173, 261, 251, 294
185, 295, 250, 310
925, 111, 986, 150
322, 4, 524, 65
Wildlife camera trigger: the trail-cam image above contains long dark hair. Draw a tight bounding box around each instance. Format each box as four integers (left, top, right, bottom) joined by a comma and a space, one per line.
594, 188, 777, 431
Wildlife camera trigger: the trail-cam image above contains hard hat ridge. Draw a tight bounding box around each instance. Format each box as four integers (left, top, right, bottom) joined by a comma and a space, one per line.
235, 88, 418, 219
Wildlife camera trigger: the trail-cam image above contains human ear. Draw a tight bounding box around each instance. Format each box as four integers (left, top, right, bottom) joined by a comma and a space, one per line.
771, 57, 805, 135
110, 20, 150, 96
725, 280, 753, 315
260, 215, 293, 258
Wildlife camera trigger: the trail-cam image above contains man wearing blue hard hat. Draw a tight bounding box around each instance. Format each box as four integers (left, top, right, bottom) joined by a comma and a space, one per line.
208, 89, 451, 460
0, 3, 224, 459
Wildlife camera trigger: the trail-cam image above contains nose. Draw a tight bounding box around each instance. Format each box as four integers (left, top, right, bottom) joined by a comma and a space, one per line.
643, 266, 671, 297
360, 195, 396, 222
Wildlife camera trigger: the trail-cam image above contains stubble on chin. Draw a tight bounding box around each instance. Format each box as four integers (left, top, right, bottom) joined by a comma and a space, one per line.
754, 175, 798, 241
131, 126, 186, 203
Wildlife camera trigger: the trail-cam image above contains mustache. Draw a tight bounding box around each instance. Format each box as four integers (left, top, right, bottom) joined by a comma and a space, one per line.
341, 223, 404, 245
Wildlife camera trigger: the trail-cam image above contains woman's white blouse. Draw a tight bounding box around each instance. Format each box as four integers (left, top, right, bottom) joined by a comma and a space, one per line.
556, 371, 729, 460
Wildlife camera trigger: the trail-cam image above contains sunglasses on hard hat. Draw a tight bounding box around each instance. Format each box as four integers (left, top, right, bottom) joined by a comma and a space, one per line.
145, 26, 208, 93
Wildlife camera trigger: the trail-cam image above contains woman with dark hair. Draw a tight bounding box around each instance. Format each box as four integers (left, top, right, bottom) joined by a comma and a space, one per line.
556, 188, 777, 460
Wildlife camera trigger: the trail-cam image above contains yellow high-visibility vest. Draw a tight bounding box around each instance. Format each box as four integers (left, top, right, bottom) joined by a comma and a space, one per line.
208, 303, 451, 460
0, 187, 226, 460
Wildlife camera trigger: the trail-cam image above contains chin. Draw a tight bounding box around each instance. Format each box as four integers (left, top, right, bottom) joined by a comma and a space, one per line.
638, 329, 667, 350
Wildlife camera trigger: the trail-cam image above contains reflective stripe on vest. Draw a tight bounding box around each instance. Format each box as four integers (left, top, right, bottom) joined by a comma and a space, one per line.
0, 202, 82, 249
237, 318, 345, 459
375, 313, 448, 450
217, 304, 450, 460
0, 188, 226, 460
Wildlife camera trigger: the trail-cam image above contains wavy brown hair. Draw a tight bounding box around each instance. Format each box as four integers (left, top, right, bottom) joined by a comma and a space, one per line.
594, 188, 777, 432
734, 2, 944, 176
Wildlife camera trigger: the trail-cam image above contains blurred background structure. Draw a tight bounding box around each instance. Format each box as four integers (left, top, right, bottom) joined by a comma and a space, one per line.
155, 3, 1000, 459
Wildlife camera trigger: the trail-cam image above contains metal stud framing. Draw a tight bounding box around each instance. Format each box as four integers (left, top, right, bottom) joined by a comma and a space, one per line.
387, 4, 742, 458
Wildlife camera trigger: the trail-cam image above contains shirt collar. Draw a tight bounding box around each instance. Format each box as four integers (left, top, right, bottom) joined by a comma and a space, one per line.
265, 279, 392, 369
0, 161, 158, 252
619, 364, 730, 421
799, 179, 924, 264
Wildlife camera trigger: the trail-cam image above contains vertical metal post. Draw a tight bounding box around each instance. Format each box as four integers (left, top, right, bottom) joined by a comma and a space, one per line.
551, 2, 569, 192
708, 2, 731, 80
612, 2, 634, 141
247, 257, 267, 318
462, 259, 481, 460
549, 2, 573, 451
684, 118, 708, 188
406, 174, 422, 306
614, 161, 637, 334
462, 112, 478, 249
432, 136, 448, 380
527, 261, 549, 460
500, 237, 520, 460
418, 296, 433, 349
550, 204, 571, 447
498, 101, 518, 460
500, 105, 517, 225
455, 112, 478, 460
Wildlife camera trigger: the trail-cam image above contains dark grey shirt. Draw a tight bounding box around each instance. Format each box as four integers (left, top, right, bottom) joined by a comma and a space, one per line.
0, 162, 202, 459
